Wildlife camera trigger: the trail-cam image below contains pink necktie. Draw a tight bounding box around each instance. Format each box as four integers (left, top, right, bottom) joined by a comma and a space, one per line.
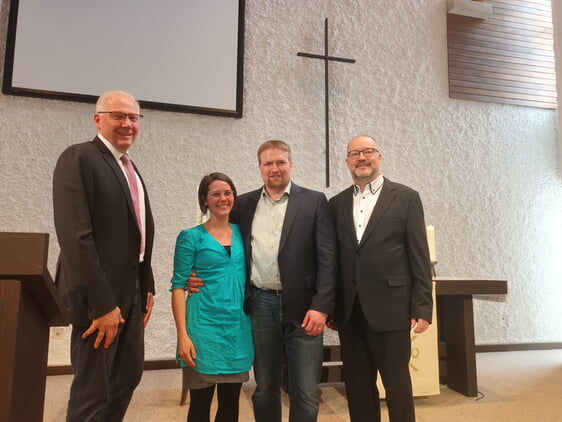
120, 153, 143, 253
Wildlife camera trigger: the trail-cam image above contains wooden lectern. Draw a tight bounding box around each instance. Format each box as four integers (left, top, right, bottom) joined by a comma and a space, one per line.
0, 232, 69, 422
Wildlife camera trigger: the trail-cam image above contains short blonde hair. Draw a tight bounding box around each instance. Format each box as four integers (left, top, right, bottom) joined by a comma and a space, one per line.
257, 140, 292, 164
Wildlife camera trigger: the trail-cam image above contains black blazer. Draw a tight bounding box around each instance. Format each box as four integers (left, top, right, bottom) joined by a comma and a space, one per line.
232, 182, 337, 325
53, 136, 155, 326
329, 178, 432, 331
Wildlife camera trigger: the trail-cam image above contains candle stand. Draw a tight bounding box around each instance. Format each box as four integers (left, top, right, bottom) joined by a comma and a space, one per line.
431, 261, 437, 277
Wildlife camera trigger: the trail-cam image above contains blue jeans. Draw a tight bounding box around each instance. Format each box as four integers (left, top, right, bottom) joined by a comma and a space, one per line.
249, 288, 324, 422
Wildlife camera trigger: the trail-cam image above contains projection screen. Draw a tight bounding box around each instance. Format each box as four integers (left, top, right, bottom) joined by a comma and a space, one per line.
2, 0, 245, 117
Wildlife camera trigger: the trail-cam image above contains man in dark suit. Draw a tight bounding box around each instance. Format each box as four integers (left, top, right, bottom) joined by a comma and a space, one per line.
53, 90, 155, 422
329, 135, 433, 422
190, 140, 336, 422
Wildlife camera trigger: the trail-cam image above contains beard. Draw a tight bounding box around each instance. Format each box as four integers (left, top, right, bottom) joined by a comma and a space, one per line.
266, 175, 289, 189
352, 165, 377, 182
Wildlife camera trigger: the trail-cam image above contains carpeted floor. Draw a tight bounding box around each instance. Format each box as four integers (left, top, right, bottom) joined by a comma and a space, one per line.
44, 349, 562, 422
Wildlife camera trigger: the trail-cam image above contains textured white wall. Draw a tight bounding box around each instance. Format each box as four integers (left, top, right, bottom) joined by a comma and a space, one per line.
0, 1, 560, 366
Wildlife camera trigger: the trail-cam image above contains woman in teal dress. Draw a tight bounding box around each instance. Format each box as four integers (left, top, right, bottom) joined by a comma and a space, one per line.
171, 173, 253, 422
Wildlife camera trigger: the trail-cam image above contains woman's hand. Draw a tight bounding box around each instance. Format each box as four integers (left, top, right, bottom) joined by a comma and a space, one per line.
178, 335, 197, 367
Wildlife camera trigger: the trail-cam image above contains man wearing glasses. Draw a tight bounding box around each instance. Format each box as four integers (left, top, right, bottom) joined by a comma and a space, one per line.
53, 90, 155, 421
329, 135, 433, 422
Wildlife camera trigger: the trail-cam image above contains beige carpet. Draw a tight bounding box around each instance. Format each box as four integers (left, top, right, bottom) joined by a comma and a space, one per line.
44, 349, 562, 422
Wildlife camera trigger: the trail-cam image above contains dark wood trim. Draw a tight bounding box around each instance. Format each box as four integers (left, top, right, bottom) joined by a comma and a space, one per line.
46, 342, 562, 376
143, 360, 179, 371
47, 359, 180, 376
434, 277, 507, 295
46, 366, 73, 376
475, 342, 562, 353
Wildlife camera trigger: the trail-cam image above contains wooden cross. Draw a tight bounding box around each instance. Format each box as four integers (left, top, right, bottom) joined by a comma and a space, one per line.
297, 18, 355, 187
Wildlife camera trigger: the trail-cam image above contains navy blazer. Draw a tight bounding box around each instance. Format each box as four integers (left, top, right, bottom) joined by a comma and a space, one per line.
53, 136, 155, 326
231, 182, 337, 325
329, 178, 432, 331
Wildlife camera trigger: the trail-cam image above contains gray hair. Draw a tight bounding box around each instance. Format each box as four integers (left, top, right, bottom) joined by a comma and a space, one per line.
96, 90, 139, 112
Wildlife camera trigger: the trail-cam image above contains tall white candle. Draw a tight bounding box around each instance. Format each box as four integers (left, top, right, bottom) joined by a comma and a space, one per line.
195, 184, 204, 225
426, 225, 436, 262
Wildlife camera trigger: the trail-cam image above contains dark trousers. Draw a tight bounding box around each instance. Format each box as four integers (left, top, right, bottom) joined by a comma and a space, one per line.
66, 291, 144, 422
339, 297, 415, 422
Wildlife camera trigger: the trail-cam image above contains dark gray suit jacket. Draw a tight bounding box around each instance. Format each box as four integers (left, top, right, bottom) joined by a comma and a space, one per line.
329, 178, 432, 331
53, 136, 155, 326
231, 182, 337, 324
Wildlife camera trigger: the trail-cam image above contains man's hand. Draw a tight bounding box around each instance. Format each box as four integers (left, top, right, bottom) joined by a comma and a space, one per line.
82, 307, 125, 349
186, 271, 204, 296
302, 310, 328, 336
410, 318, 430, 333
143, 292, 154, 327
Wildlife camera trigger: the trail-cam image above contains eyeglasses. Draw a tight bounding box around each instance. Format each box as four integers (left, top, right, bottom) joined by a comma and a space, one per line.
208, 190, 234, 199
347, 148, 379, 159
98, 111, 143, 123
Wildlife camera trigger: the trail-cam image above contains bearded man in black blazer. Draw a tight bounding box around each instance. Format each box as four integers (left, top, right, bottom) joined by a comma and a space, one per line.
329, 135, 433, 422
53, 90, 155, 422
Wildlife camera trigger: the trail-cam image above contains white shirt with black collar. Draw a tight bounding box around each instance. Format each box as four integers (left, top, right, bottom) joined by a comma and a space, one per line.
353, 174, 384, 242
